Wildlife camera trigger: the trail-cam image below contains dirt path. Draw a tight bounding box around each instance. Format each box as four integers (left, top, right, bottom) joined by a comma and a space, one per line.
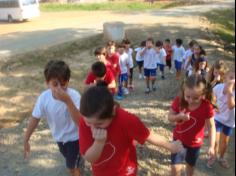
0, 1, 235, 176
0, 0, 234, 57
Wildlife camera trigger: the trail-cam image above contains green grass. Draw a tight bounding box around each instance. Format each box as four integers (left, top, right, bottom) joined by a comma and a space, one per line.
40, 1, 205, 12
203, 8, 235, 44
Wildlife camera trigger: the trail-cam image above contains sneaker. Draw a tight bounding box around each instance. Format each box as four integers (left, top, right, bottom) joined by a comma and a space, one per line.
161, 75, 165, 80
114, 95, 124, 101
169, 70, 174, 74
152, 86, 157, 91
123, 88, 129, 95
139, 74, 142, 79
143, 75, 146, 79
145, 88, 150, 94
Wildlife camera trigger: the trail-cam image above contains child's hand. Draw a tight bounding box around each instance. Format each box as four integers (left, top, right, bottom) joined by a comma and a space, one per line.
52, 86, 70, 103
92, 128, 107, 144
170, 140, 184, 153
177, 111, 190, 123
207, 146, 215, 160
24, 141, 31, 159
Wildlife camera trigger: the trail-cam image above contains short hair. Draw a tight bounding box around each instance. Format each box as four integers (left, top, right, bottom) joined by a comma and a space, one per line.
122, 38, 131, 45
156, 40, 163, 47
44, 60, 71, 82
91, 61, 106, 78
176, 38, 183, 46
140, 40, 146, 47
80, 86, 114, 120
189, 40, 198, 47
106, 41, 116, 47
165, 38, 171, 43
117, 43, 126, 49
94, 47, 107, 56
146, 37, 154, 44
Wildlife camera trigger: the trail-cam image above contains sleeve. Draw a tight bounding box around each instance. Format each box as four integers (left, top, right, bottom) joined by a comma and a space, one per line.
124, 111, 150, 145
79, 118, 94, 155
85, 72, 94, 84
32, 94, 45, 119
171, 97, 180, 113
71, 90, 81, 110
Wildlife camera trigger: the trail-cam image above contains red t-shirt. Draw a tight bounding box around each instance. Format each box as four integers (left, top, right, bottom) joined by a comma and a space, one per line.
171, 97, 214, 147
107, 53, 120, 77
85, 68, 115, 94
79, 107, 150, 176
164, 45, 172, 61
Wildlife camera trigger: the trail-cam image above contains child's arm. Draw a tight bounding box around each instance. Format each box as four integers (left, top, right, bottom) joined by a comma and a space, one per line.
205, 117, 216, 159
52, 87, 81, 124
108, 80, 116, 89
146, 132, 183, 153
23, 117, 40, 159
225, 82, 235, 109
140, 47, 147, 57
83, 128, 107, 163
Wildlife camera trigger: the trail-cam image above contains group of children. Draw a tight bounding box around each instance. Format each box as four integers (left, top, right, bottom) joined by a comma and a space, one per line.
23, 37, 235, 176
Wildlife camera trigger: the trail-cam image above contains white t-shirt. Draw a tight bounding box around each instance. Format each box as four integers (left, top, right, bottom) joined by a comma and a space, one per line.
143, 48, 157, 69
172, 45, 185, 62
156, 48, 167, 65
213, 83, 235, 128
32, 88, 81, 142
119, 52, 130, 74
183, 49, 193, 70
126, 48, 134, 68
135, 47, 144, 62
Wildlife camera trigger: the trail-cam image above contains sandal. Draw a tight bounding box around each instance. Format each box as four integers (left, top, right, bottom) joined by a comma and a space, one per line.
207, 157, 216, 168
218, 158, 230, 168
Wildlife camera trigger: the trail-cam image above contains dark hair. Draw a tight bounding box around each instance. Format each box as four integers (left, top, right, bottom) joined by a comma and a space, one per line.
94, 47, 107, 56
156, 40, 163, 47
44, 60, 71, 82
117, 43, 126, 49
96, 80, 108, 87
146, 37, 154, 44
80, 86, 115, 119
165, 38, 170, 43
179, 74, 216, 109
194, 56, 208, 72
176, 38, 183, 46
122, 38, 131, 45
140, 40, 146, 47
91, 61, 106, 78
106, 41, 116, 47
193, 43, 206, 56
189, 40, 198, 47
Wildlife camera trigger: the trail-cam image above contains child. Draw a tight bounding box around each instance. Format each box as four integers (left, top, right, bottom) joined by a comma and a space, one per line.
79, 85, 184, 176
163, 38, 173, 74
122, 39, 134, 90
168, 74, 216, 176
156, 40, 167, 80
85, 61, 116, 95
207, 67, 235, 169
172, 39, 185, 80
135, 40, 146, 79
141, 37, 157, 93
207, 59, 228, 88
188, 57, 209, 79
183, 40, 198, 72
94, 47, 110, 68
115, 43, 130, 100
23, 60, 83, 176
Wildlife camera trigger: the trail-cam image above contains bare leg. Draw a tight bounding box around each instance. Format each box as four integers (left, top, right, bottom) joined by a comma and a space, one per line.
68, 168, 80, 176
186, 164, 194, 176
171, 164, 183, 176
219, 133, 230, 158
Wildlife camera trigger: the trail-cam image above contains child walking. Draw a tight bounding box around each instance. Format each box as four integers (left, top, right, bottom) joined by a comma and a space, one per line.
183, 40, 198, 73
207, 67, 235, 169
79, 85, 184, 176
163, 38, 173, 74
188, 57, 209, 79
168, 74, 216, 176
135, 40, 146, 79
23, 60, 84, 176
172, 39, 185, 80
155, 40, 167, 80
123, 39, 134, 90
141, 37, 157, 93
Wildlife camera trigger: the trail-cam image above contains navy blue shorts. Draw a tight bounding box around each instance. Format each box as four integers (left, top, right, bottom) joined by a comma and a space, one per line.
57, 140, 84, 169
144, 68, 157, 77
175, 60, 182, 71
157, 64, 165, 72
136, 61, 144, 68
119, 73, 128, 84
215, 120, 233, 136
171, 143, 201, 167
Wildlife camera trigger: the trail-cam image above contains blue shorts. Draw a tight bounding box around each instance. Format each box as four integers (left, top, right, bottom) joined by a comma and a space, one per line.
175, 60, 182, 71
57, 140, 84, 169
215, 120, 233, 136
157, 64, 165, 72
144, 68, 157, 77
119, 73, 128, 84
136, 61, 144, 68
171, 143, 201, 167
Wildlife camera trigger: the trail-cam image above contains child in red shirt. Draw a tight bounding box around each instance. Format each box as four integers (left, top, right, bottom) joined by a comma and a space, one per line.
168, 74, 216, 176
85, 61, 116, 94
164, 38, 173, 74
79, 85, 184, 176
